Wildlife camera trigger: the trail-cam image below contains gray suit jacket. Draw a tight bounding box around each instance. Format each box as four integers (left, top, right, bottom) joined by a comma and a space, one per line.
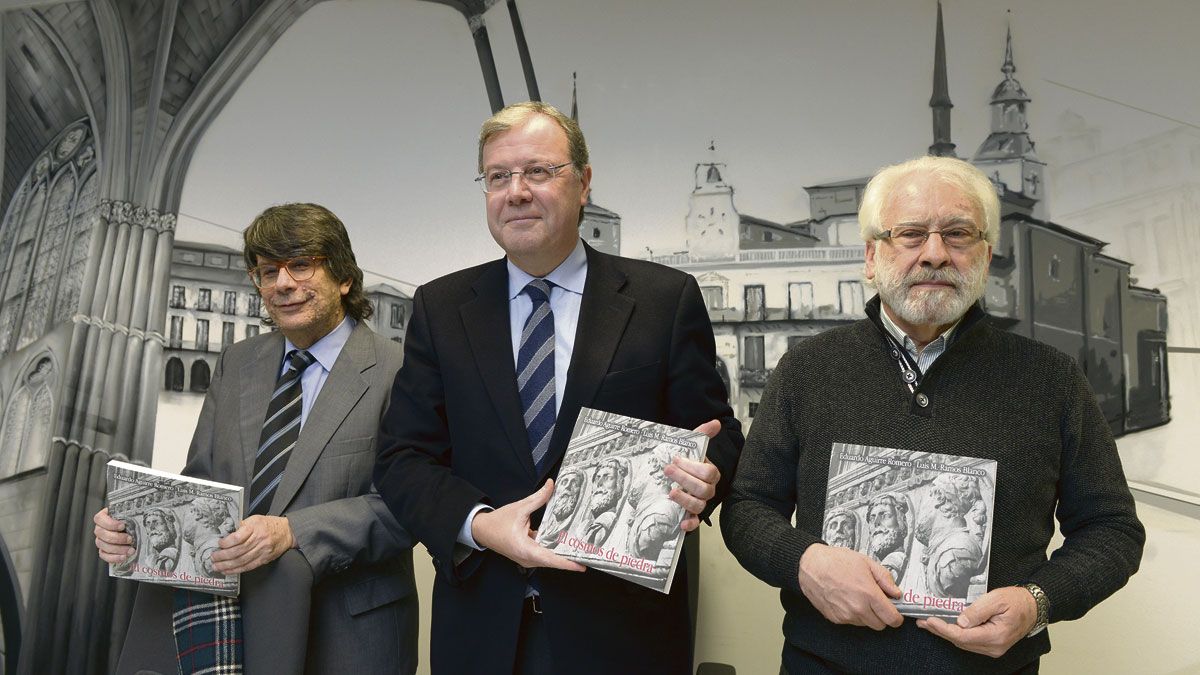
117, 322, 417, 675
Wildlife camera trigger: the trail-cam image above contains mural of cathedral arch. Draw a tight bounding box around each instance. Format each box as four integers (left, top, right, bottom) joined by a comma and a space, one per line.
0, 2, 329, 672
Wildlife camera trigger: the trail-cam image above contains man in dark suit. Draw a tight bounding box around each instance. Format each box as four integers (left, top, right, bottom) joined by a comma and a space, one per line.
374, 102, 743, 674
94, 203, 417, 674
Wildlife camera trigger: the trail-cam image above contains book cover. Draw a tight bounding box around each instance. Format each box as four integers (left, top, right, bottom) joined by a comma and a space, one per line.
823, 442, 997, 619
537, 407, 709, 594
106, 459, 243, 597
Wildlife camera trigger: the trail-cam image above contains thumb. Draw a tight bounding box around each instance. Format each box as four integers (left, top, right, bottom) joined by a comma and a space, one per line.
956, 591, 1000, 628
521, 478, 556, 514
692, 419, 722, 438
868, 559, 902, 598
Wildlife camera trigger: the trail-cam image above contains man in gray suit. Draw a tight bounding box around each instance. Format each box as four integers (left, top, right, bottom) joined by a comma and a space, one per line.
94, 203, 416, 674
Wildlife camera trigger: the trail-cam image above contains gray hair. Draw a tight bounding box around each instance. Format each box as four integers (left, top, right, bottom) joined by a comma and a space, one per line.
858, 156, 1000, 247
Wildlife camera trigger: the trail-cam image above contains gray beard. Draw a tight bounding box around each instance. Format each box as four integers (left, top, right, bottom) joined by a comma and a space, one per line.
869, 528, 904, 558
874, 258, 988, 328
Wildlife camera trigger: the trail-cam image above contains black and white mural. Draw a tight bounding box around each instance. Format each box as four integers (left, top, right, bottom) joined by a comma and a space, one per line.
0, 1, 1196, 673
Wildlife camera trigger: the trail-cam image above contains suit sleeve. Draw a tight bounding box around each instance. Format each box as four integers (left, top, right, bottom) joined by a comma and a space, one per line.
666, 275, 744, 521
374, 286, 488, 581
288, 340, 414, 580
285, 491, 412, 580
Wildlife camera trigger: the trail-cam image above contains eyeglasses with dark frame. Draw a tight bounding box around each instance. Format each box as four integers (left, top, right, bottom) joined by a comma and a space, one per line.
873, 226, 986, 250
475, 162, 573, 193
247, 256, 327, 289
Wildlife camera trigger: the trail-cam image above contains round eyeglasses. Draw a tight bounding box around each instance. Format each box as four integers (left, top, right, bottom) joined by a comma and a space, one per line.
247, 256, 326, 289
475, 162, 573, 193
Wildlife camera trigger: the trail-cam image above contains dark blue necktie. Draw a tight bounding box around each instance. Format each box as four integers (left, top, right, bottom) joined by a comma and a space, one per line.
517, 279, 556, 473
249, 349, 316, 515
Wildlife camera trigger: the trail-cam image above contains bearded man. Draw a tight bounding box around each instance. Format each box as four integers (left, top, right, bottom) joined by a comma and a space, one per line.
822, 511, 858, 550
721, 156, 1144, 673
583, 458, 630, 546
866, 494, 909, 581
143, 508, 180, 573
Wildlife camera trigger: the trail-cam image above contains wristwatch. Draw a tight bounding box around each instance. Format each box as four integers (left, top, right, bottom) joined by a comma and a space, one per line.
1022, 583, 1049, 637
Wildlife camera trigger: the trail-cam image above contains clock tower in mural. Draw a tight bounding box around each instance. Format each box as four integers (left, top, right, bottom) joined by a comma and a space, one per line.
685, 158, 740, 260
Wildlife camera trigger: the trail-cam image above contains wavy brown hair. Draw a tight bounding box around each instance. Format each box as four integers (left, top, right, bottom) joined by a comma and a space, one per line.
242, 203, 373, 322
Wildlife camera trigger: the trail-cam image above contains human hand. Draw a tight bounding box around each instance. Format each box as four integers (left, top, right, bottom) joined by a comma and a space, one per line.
93, 507, 136, 564
664, 419, 723, 531
917, 586, 1037, 657
798, 543, 904, 630
211, 515, 295, 574
471, 479, 586, 572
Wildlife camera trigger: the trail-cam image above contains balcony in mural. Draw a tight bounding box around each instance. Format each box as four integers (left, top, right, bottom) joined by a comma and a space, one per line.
739, 367, 773, 388
709, 304, 865, 324
650, 245, 866, 268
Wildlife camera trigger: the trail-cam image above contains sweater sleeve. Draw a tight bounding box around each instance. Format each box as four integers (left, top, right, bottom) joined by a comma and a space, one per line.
720, 351, 821, 592
1026, 360, 1146, 622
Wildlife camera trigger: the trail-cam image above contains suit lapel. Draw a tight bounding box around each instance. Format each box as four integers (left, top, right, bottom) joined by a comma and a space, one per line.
268, 322, 373, 515
241, 334, 286, 490
540, 247, 633, 479
461, 260, 539, 480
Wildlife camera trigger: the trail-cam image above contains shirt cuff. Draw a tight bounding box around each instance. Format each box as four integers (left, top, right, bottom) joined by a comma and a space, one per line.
457, 503, 493, 551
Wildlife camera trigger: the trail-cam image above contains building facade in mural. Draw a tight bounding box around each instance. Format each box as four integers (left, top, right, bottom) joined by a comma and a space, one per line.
646, 21, 1170, 436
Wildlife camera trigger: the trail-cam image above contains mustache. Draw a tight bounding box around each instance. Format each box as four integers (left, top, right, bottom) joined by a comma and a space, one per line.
901, 266, 965, 287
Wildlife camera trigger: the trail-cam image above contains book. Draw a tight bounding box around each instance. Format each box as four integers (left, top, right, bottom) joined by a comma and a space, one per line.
822, 442, 997, 619
536, 407, 709, 594
106, 459, 243, 597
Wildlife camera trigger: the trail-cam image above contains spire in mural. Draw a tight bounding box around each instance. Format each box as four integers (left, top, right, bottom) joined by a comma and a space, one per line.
702, 140, 726, 186
973, 23, 1038, 163
928, 1, 956, 157
571, 71, 579, 122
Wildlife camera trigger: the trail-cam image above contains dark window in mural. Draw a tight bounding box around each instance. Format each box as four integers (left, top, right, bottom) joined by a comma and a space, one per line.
190, 359, 211, 393
165, 357, 185, 392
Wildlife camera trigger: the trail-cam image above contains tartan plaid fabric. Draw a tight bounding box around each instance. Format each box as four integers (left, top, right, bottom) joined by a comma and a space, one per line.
172, 588, 244, 674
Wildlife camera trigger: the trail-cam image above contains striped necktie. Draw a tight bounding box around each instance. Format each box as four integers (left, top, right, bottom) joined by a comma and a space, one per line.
517, 279, 556, 473
249, 349, 316, 515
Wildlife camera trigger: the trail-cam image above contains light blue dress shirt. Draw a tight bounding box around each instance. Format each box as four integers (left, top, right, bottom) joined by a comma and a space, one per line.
282, 316, 355, 428
458, 239, 589, 552
878, 304, 958, 373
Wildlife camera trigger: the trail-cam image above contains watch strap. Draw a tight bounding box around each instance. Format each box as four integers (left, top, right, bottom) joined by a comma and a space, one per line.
1022, 583, 1049, 637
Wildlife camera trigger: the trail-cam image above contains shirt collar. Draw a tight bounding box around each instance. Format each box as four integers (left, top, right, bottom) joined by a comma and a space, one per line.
283, 315, 355, 373
878, 303, 960, 355
506, 238, 588, 299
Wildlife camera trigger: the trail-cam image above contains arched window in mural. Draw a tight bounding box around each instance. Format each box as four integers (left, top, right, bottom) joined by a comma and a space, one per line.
165, 357, 185, 392
190, 359, 211, 393
0, 355, 56, 478
0, 120, 99, 356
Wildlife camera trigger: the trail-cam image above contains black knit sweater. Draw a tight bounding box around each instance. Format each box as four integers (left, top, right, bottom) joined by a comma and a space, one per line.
721, 297, 1145, 673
